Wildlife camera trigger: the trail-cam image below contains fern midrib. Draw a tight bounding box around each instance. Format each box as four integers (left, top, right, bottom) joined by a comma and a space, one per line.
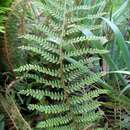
59, 0, 67, 99
59, 1, 80, 130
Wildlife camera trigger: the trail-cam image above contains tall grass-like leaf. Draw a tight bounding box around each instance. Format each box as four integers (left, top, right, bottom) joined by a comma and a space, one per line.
110, 70, 130, 75
102, 17, 130, 71
120, 84, 130, 96
112, 0, 129, 22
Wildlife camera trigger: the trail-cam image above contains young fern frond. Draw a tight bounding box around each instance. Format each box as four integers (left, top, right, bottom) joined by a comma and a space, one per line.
16, 0, 108, 130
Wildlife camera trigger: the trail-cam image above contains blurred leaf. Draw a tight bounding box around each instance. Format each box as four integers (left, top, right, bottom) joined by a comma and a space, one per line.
0, 114, 5, 130
120, 84, 130, 96
102, 17, 130, 71
111, 70, 130, 75
0, 26, 5, 33
112, 0, 128, 22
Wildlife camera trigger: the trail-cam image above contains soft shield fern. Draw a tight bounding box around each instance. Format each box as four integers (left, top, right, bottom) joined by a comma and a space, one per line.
15, 0, 108, 130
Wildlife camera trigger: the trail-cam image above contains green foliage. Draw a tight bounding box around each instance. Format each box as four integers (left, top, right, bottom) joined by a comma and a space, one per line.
0, 0, 129, 130
15, 0, 108, 130
0, 0, 13, 6
0, 7, 9, 33
0, 0, 13, 33
0, 114, 5, 130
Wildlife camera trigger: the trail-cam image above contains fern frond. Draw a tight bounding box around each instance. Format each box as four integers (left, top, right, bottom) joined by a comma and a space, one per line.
37, 115, 72, 128
67, 12, 107, 24
34, 24, 59, 37
73, 101, 101, 114
33, 1, 63, 20
41, 4, 63, 20
19, 46, 59, 64
46, 125, 74, 130
23, 34, 59, 53
66, 1, 105, 13
16, 0, 108, 129
14, 64, 59, 77
49, 19, 62, 31
66, 24, 102, 36
28, 103, 69, 114
64, 63, 81, 72
64, 36, 106, 47
66, 72, 106, 92
91, 128, 105, 130
19, 89, 64, 101
45, 0, 64, 11
64, 57, 100, 72
65, 48, 108, 57
79, 57, 100, 65
23, 74, 62, 88
71, 89, 108, 105
76, 111, 101, 123
64, 67, 85, 79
